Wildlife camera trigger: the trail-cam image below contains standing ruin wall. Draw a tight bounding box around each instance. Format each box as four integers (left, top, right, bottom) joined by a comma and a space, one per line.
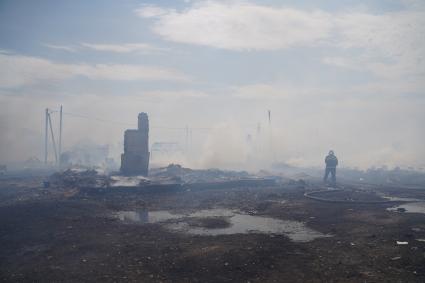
120, 112, 150, 176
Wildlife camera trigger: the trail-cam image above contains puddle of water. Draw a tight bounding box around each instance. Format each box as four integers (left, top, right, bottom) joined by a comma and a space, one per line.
166, 213, 329, 242
116, 210, 183, 223
387, 202, 425, 214
115, 209, 331, 242
189, 209, 235, 218
117, 211, 148, 222
382, 196, 422, 202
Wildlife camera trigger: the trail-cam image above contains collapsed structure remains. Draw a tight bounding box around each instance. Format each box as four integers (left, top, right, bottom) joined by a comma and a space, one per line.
120, 113, 150, 176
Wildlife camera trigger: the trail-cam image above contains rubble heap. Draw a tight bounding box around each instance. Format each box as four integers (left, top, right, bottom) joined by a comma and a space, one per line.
149, 164, 253, 184
50, 169, 108, 188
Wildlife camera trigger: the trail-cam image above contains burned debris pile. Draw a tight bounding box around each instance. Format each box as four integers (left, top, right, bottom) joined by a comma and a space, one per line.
45, 163, 279, 198
47, 163, 276, 193
149, 164, 253, 184
49, 169, 108, 189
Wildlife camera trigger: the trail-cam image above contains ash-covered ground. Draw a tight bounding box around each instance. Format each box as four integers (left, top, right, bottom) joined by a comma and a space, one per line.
0, 167, 425, 282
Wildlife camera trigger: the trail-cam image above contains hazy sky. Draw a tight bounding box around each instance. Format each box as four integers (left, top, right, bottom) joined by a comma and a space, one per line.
0, 0, 424, 169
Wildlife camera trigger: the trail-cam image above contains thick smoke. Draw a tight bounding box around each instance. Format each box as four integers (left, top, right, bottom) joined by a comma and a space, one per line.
1, 90, 425, 171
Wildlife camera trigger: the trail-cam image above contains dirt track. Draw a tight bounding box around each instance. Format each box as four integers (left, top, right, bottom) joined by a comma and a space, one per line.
1, 177, 425, 282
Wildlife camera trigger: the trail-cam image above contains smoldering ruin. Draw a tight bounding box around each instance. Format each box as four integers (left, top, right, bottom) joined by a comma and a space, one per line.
1, 111, 425, 283
120, 113, 150, 176
2, 0, 425, 281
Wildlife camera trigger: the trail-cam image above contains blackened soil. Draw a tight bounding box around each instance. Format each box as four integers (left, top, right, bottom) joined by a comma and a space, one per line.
0, 178, 425, 282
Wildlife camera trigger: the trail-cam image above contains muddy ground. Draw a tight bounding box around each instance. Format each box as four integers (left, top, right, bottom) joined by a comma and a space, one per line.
0, 177, 425, 282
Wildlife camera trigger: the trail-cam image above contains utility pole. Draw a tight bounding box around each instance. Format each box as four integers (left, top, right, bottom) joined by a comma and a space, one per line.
48, 111, 58, 165
190, 129, 193, 150
268, 110, 271, 125
44, 108, 49, 164
185, 125, 189, 154
268, 110, 275, 162
59, 105, 63, 166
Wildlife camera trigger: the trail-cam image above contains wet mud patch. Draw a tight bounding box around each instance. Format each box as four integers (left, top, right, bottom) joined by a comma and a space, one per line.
114, 208, 331, 242
388, 202, 425, 214
186, 216, 232, 229
2, 177, 425, 282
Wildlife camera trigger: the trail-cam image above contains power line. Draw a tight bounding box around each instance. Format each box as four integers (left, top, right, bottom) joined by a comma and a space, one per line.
62, 111, 214, 131
63, 112, 134, 127
60, 110, 262, 133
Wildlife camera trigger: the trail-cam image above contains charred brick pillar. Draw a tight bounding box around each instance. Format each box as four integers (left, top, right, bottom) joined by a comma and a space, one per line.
120, 113, 150, 176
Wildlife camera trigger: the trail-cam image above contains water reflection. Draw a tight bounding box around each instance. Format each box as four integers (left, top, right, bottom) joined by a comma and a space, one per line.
116, 210, 182, 223
388, 202, 425, 214
115, 208, 331, 242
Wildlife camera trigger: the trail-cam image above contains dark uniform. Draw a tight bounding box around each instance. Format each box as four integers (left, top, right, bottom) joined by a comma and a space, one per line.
324, 151, 338, 185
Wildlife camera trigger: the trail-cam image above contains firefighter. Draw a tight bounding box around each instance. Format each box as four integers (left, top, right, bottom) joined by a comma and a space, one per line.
324, 150, 338, 185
